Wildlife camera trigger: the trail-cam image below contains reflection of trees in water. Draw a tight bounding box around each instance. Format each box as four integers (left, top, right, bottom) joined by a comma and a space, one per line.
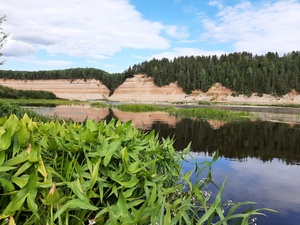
103, 108, 119, 122
144, 119, 300, 165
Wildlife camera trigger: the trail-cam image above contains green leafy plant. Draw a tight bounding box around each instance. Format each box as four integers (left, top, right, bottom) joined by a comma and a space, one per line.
0, 114, 275, 225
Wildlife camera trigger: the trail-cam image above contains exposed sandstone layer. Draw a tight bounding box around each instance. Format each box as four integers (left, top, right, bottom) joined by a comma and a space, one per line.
1, 75, 300, 104
0, 79, 110, 101
109, 74, 187, 102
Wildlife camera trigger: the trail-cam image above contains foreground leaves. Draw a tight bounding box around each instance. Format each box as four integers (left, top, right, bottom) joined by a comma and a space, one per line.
0, 114, 275, 224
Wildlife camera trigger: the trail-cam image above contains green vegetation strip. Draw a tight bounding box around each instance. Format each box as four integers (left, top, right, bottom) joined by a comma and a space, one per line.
101, 103, 253, 120
1, 98, 85, 107
0, 113, 274, 224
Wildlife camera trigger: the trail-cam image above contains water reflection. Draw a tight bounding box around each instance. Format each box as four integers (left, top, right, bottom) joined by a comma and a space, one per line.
31, 105, 300, 165
183, 153, 300, 225
147, 119, 300, 165
30, 105, 300, 225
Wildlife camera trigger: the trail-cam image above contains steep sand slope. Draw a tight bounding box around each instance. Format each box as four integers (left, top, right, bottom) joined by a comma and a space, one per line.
0, 79, 110, 101
109, 74, 187, 102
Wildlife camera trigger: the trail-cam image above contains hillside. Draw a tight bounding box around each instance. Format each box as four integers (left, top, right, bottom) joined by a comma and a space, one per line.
1, 74, 300, 104
109, 75, 300, 104
0, 79, 110, 101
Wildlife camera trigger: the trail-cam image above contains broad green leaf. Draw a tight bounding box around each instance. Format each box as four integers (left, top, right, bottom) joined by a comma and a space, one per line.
0, 150, 4, 166
164, 205, 171, 225
117, 193, 129, 217
16, 122, 29, 149
54, 198, 98, 220
27, 120, 37, 132
0, 166, 16, 172
103, 140, 120, 166
14, 161, 32, 177
0, 178, 15, 192
148, 185, 157, 205
119, 178, 139, 188
0, 129, 12, 151
11, 176, 29, 188
3, 188, 28, 214
122, 187, 137, 198
37, 155, 47, 178
66, 179, 89, 203
90, 157, 101, 188
27, 189, 39, 219
3, 151, 28, 166
128, 161, 143, 173
193, 180, 204, 205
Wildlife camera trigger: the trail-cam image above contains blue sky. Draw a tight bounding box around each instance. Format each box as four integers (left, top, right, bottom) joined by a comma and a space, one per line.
1, 0, 300, 73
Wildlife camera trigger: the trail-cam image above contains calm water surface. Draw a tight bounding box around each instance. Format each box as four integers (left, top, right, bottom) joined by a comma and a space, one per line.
31, 105, 300, 225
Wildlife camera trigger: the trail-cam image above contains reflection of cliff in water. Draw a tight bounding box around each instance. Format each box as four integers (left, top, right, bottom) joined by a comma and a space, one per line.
31, 105, 300, 165
144, 119, 300, 165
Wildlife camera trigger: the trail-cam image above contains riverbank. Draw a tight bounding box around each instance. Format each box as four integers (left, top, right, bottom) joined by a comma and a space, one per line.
1, 75, 300, 106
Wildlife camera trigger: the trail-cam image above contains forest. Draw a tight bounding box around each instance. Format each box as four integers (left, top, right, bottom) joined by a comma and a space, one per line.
0, 51, 300, 96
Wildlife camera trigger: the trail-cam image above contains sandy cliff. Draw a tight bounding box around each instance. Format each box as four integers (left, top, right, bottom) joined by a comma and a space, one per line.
109, 74, 187, 102
1, 75, 300, 104
0, 79, 110, 101
109, 75, 300, 105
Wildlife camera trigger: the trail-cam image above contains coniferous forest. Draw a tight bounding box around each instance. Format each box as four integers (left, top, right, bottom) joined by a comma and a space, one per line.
0, 51, 300, 96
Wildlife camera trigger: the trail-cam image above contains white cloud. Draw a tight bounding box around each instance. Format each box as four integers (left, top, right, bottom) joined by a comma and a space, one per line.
0, 0, 170, 58
150, 47, 225, 60
201, 0, 300, 54
7, 56, 74, 68
209, 0, 224, 9
2, 39, 37, 56
165, 25, 189, 39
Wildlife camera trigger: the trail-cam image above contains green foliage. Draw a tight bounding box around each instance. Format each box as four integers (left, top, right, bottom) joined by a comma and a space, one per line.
110, 103, 252, 121
166, 107, 252, 120
0, 85, 57, 99
3, 98, 83, 107
112, 103, 167, 112
0, 102, 41, 119
0, 115, 181, 224
0, 114, 275, 224
0, 68, 127, 95
127, 51, 300, 96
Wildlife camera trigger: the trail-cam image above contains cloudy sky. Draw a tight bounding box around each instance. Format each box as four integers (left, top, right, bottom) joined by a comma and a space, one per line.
1, 0, 300, 73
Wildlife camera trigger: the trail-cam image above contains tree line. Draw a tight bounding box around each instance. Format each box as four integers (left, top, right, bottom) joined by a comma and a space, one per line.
0, 51, 300, 96
125, 51, 300, 96
0, 68, 127, 95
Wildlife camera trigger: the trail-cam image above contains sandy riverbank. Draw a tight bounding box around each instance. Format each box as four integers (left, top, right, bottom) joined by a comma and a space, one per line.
1, 75, 300, 105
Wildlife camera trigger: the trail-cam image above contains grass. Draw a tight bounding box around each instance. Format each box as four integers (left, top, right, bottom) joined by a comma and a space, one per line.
94, 103, 254, 121
0, 98, 86, 106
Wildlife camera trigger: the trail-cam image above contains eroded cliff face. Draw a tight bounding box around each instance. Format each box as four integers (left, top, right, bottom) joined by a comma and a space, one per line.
0, 79, 110, 101
109, 74, 187, 102
1, 75, 300, 104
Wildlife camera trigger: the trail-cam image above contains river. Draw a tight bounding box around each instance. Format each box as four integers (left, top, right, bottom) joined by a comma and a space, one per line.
30, 104, 300, 225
